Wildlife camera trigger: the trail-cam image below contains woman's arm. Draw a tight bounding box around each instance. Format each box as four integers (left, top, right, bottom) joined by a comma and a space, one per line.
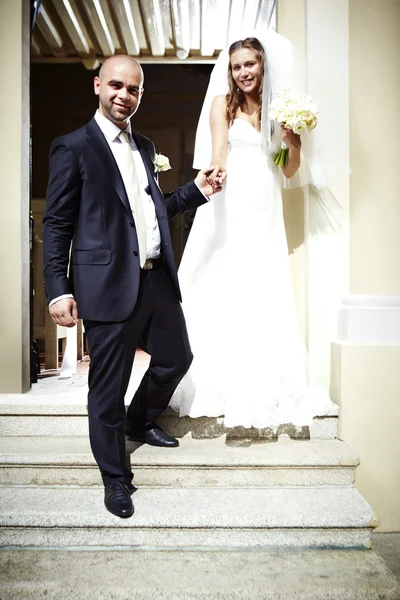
209, 95, 229, 176
280, 125, 301, 179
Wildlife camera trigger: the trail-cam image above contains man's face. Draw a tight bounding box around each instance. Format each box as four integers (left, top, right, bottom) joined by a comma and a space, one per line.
94, 58, 144, 128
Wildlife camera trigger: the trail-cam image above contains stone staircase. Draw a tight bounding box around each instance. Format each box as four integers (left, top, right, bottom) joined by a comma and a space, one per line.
0, 395, 399, 599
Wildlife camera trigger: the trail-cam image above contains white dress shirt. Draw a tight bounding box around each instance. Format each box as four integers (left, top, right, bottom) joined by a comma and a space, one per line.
94, 110, 161, 259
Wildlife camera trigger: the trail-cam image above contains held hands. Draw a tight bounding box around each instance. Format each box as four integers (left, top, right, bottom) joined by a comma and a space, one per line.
195, 165, 226, 197
280, 124, 301, 150
49, 298, 78, 328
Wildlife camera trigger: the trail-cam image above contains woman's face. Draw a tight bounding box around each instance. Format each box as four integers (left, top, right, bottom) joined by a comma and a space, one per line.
230, 47, 262, 96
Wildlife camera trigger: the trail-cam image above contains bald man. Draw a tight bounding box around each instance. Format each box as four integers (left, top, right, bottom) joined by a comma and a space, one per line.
43, 55, 224, 518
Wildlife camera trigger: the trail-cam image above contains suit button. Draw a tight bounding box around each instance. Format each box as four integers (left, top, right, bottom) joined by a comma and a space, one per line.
133, 250, 138, 256
164, 242, 168, 247
129, 221, 134, 227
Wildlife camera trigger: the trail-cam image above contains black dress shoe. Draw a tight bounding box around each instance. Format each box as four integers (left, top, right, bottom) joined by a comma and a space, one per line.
104, 482, 134, 518
125, 424, 179, 448
145, 426, 179, 447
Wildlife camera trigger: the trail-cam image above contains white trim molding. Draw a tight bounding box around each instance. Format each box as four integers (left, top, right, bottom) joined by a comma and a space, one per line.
337, 295, 400, 343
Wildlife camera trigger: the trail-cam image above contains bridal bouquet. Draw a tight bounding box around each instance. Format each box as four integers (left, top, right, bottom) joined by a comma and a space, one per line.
154, 153, 171, 172
268, 89, 319, 167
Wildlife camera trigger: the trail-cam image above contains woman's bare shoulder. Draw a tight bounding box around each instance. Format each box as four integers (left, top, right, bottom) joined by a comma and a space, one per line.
210, 95, 227, 121
211, 94, 227, 109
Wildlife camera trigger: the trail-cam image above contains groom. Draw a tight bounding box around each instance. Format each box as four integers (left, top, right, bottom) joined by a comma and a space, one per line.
42, 55, 224, 518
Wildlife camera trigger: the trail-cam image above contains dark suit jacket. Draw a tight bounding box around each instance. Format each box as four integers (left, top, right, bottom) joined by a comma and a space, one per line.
42, 118, 207, 322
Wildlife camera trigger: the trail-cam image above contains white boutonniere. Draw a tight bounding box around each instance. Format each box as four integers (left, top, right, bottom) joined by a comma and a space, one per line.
154, 153, 171, 172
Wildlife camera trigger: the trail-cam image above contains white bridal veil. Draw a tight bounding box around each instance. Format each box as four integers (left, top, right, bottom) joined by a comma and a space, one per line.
193, 27, 344, 235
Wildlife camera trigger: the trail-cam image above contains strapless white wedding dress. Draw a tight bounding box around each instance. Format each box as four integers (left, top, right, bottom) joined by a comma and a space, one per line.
170, 118, 334, 428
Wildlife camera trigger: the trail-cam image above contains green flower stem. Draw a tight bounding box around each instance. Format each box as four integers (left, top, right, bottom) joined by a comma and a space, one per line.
273, 147, 289, 167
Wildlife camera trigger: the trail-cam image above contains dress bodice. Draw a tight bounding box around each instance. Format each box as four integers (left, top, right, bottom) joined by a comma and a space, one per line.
227, 118, 276, 178
228, 118, 263, 152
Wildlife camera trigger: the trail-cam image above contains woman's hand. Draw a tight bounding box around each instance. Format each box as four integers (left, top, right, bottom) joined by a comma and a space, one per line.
280, 124, 301, 150
195, 165, 226, 197
207, 165, 226, 191
280, 124, 301, 179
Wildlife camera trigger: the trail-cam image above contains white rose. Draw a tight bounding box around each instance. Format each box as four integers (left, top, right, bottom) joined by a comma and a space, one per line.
155, 153, 171, 172
293, 121, 307, 135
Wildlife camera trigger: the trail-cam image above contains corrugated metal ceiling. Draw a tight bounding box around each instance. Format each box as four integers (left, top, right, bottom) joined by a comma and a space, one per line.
32, 0, 276, 67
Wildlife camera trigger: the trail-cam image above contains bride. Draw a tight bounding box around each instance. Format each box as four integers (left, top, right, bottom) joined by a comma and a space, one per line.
170, 31, 335, 429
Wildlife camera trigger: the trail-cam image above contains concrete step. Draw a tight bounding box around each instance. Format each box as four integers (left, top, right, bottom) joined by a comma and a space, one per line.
0, 485, 377, 549
0, 402, 339, 439
1, 548, 399, 600
0, 436, 357, 487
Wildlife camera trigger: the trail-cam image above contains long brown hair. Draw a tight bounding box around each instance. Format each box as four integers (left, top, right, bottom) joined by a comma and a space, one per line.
226, 37, 265, 128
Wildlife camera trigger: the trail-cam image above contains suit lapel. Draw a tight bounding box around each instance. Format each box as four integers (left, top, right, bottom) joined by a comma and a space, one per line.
132, 132, 154, 175
85, 119, 132, 221
131, 131, 165, 209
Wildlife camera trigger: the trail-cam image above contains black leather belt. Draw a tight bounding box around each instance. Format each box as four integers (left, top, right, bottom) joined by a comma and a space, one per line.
142, 258, 162, 270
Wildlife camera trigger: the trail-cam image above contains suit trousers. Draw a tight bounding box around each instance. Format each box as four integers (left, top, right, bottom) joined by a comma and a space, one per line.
83, 264, 193, 486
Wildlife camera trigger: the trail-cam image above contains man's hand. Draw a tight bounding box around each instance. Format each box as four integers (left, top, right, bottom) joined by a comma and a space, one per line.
49, 298, 78, 328
195, 165, 227, 197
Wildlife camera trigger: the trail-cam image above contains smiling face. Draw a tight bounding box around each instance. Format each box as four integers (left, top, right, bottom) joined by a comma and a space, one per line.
230, 47, 262, 97
94, 56, 144, 128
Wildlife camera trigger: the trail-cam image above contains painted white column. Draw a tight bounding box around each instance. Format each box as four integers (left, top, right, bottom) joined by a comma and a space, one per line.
278, 0, 308, 344
305, 0, 349, 385
279, 0, 350, 385
0, 0, 30, 392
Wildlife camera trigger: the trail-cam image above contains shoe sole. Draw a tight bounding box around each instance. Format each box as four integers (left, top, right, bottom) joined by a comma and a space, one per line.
104, 503, 134, 518
145, 440, 179, 447
125, 432, 179, 447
